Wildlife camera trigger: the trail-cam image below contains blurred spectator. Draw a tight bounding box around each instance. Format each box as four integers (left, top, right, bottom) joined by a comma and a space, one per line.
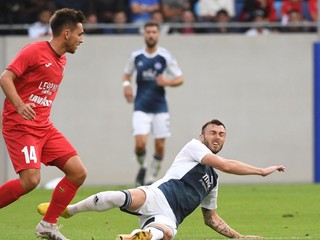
28, 9, 52, 38
150, 11, 171, 34
129, 0, 160, 24
93, 0, 127, 23
53, 0, 94, 16
0, 0, 54, 35
308, 0, 317, 21
245, 9, 271, 36
239, 0, 277, 22
85, 13, 104, 34
23, 0, 55, 23
281, 8, 309, 32
280, 0, 303, 24
0, 0, 6, 23
0, 0, 20, 25
104, 11, 138, 34
172, 10, 199, 34
210, 9, 239, 34
3, 0, 55, 24
196, 0, 235, 22
161, 0, 190, 22
189, 0, 200, 15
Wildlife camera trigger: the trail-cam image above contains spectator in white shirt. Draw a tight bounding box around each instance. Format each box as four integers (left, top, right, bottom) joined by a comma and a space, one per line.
196, 0, 235, 21
245, 9, 271, 36
28, 9, 52, 38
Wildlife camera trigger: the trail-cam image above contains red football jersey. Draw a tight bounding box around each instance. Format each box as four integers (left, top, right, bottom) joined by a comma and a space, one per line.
2, 41, 66, 129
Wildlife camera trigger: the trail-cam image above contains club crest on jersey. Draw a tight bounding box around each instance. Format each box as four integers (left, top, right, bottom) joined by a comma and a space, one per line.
154, 62, 162, 70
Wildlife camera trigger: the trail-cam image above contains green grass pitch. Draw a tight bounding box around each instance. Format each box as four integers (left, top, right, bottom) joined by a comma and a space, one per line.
0, 183, 319, 239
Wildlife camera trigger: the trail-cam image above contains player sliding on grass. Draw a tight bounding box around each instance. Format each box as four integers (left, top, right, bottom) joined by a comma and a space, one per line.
38, 119, 285, 240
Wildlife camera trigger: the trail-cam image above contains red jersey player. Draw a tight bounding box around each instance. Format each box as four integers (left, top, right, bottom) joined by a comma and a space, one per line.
0, 8, 87, 240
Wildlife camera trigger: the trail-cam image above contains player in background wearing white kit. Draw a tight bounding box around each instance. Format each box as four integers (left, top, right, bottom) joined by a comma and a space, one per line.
38, 119, 285, 240
122, 22, 184, 186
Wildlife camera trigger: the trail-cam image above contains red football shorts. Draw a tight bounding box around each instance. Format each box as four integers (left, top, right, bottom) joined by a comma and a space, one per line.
2, 125, 77, 173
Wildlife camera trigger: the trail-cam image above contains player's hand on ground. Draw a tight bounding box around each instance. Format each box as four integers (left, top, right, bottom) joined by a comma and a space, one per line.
242, 235, 262, 239
262, 165, 286, 177
17, 103, 36, 120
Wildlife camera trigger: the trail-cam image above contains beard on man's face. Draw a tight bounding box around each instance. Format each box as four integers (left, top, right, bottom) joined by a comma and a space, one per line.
145, 38, 157, 48
202, 137, 223, 154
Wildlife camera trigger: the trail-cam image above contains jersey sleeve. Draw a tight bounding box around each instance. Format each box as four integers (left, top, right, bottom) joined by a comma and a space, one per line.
201, 183, 218, 210
123, 52, 136, 75
185, 139, 213, 164
6, 44, 38, 77
165, 53, 182, 78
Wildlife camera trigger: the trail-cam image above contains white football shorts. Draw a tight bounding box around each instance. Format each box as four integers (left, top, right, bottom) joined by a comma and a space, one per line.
137, 185, 178, 238
132, 111, 171, 138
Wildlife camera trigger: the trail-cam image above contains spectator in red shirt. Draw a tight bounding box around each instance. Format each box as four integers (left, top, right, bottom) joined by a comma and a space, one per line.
308, 0, 317, 21
280, 0, 303, 24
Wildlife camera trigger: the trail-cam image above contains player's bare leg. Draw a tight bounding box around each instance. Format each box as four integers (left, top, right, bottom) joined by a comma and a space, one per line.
135, 135, 148, 186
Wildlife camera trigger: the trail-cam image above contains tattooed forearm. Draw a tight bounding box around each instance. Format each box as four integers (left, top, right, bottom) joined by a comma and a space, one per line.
211, 219, 237, 238
202, 208, 240, 238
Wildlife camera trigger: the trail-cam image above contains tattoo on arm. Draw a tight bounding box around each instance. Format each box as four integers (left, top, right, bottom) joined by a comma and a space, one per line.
203, 208, 238, 238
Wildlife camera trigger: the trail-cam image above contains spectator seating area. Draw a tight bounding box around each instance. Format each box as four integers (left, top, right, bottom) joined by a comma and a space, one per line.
0, 0, 317, 35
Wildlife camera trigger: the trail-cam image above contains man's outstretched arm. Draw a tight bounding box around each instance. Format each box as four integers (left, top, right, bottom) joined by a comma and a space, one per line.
201, 153, 285, 177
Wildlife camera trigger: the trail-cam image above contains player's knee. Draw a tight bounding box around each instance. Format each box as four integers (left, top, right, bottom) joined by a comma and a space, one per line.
66, 167, 87, 186
19, 169, 41, 192
75, 168, 87, 185
135, 137, 147, 152
146, 224, 174, 240
163, 227, 174, 240
135, 144, 146, 153
21, 175, 40, 192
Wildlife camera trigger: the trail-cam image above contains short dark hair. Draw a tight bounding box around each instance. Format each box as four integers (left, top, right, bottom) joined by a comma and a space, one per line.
201, 119, 226, 134
217, 9, 228, 16
144, 22, 160, 30
50, 8, 85, 37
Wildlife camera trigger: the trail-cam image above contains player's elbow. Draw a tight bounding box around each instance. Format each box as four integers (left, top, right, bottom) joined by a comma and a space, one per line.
177, 76, 184, 86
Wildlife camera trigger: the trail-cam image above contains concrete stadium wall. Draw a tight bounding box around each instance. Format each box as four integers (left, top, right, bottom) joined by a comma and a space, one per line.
0, 34, 315, 186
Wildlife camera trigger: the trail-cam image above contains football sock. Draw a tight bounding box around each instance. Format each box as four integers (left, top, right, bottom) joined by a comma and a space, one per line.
136, 151, 146, 167
69, 191, 126, 214
150, 154, 163, 177
145, 226, 165, 240
43, 177, 79, 224
0, 179, 25, 208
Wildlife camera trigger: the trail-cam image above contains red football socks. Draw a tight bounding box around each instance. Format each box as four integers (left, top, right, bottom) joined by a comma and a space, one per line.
43, 177, 79, 223
0, 179, 25, 208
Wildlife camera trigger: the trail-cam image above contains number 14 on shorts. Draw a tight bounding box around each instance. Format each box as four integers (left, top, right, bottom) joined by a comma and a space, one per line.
21, 146, 38, 163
